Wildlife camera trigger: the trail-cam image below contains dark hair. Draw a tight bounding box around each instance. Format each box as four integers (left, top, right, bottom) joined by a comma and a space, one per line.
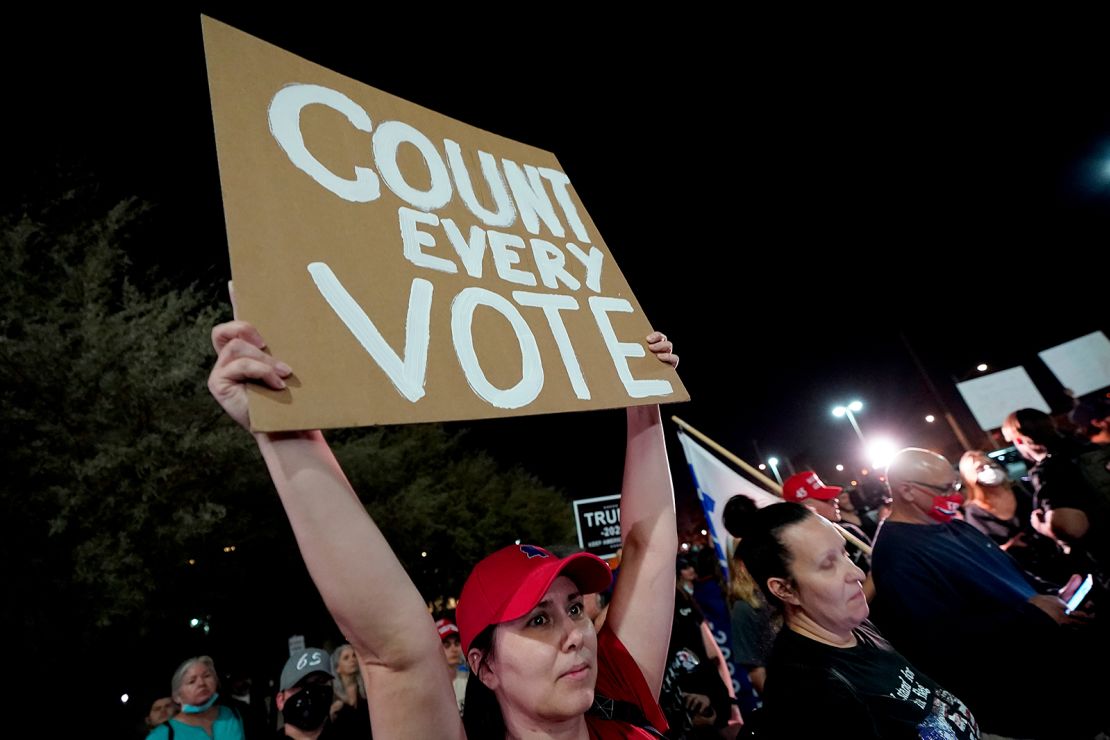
723, 495, 813, 609
1003, 408, 1061, 448
462, 625, 505, 739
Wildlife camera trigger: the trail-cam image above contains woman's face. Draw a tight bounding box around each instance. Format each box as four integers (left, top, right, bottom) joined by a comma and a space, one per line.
779, 516, 868, 637
337, 647, 358, 677
478, 576, 598, 726
960, 453, 1006, 489
176, 662, 217, 707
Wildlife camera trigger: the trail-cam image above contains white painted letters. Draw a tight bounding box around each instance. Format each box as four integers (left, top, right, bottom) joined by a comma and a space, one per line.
589, 296, 673, 398
451, 288, 544, 409
268, 84, 380, 203
372, 121, 453, 211
307, 263, 432, 403
444, 139, 516, 228
513, 291, 590, 400
398, 207, 455, 274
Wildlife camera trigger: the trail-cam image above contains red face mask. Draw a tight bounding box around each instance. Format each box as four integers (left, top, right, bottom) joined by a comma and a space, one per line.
928, 494, 963, 523
908, 481, 962, 523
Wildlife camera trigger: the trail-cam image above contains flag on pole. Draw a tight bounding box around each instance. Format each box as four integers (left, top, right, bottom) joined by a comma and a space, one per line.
677, 430, 780, 576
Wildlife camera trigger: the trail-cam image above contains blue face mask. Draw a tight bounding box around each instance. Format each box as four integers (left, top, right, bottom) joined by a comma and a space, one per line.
182, 692, 219, 714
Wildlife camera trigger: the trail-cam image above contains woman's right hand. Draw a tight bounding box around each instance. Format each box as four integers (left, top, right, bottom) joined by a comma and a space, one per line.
207, 320, 293, 431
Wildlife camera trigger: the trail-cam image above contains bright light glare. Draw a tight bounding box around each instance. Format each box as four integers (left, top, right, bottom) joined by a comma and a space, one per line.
848, 401, 863, 412
867, 438, 899, 470
768, 457, 779, 467
835, 464, 844, 472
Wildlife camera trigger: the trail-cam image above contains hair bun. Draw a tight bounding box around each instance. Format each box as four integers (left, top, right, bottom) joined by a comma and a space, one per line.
722, 494, 759, 540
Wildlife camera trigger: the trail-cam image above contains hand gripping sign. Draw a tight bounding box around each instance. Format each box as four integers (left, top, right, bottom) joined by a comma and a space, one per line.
202, 17, 687, 431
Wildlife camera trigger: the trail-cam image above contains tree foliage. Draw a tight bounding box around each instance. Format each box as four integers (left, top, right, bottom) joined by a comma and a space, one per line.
0, 179, 575, 663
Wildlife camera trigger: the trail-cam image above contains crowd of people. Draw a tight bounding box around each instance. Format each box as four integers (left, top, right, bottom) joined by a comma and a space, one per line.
135, 316, 1110, 740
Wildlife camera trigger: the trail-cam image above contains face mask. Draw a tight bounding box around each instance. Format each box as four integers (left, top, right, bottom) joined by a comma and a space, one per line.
182, 692, 219, 714
977, 466, 1007, 487
282, 684, 332, 730
929, 494, 963, 523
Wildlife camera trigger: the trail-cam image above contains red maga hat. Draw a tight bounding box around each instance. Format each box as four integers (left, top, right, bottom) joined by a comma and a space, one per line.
783, 471, 842, 502
456, 544, 612, 653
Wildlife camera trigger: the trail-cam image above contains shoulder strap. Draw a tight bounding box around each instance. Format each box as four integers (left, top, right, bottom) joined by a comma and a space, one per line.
589, 692, 667, 738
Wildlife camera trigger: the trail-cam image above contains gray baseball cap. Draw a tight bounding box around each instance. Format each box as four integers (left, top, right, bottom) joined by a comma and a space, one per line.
279, 648, 333, 691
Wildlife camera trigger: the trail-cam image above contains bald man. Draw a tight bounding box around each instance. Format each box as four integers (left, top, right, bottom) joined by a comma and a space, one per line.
870, 448, 1100, 739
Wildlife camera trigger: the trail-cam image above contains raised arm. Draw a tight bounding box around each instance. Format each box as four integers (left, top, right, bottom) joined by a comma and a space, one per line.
604, 332, 680, 694
208, 320, 464, 739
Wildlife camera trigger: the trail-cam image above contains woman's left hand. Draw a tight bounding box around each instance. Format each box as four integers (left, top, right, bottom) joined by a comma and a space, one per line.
646, 332, 678, 368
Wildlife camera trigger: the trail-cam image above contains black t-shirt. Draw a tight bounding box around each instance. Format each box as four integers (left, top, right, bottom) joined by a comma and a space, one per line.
761, 622, 979, 740
1030, 444, 1110, 580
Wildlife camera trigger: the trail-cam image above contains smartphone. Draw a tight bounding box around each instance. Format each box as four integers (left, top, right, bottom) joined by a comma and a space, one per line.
1065, 573, 1094, 615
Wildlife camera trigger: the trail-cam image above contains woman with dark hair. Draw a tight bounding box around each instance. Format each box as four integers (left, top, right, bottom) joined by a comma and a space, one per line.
724, 495, 979, 739
208, 318, 679, 739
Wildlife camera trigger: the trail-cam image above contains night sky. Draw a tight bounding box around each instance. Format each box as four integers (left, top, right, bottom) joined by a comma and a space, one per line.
8, 10, 1109, 524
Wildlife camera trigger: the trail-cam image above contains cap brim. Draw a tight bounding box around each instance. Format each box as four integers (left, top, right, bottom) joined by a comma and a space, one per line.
496, 552, 613, 625
811, 485, 843, 500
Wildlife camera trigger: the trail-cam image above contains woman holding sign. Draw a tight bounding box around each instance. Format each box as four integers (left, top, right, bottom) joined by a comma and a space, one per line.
208, 318, 679, 739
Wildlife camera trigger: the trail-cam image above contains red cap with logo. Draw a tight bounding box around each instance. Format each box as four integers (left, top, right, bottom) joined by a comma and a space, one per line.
456, 544, 612, 653
783, 471, 842, 502
435, 618, 460, 642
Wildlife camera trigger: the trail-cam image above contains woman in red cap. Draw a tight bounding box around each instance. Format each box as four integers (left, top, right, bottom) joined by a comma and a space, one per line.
208, 318, 679, 739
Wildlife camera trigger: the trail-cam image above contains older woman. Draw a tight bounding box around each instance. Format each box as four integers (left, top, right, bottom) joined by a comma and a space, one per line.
146, 656, 245, 740
725, 495, 979, 739
208, 319, 679, 739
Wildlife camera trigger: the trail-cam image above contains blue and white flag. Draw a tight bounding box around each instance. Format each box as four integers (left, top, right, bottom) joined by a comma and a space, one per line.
677, 430, 780, 577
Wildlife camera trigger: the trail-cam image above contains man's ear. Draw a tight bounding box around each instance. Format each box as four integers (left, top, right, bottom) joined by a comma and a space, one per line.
275, 690, 287, 711
767, 577, 800, 606
892, 482, 914, 502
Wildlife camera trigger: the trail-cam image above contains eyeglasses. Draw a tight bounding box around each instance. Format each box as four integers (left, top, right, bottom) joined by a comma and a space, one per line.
907, 480, 962, 496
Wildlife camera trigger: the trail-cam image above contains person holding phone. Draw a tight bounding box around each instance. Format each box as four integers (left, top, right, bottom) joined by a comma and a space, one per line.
870, 448, 1104, 739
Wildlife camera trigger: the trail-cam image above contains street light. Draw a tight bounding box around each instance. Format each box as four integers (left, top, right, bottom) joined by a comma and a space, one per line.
925, 414, 935, 423
767, 457, 783, 485
832, 400, 866, 445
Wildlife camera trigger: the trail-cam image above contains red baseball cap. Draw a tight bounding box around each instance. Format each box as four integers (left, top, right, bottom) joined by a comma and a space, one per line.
456, 544, 612, 653
783, 471, 842, 502
435, 619, 460, 642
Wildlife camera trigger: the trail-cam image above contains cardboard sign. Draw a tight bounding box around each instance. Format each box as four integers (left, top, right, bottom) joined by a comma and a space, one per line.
1038, 331, 1110, 397
572, 495, 622, 559
956, 366, 1051, 431
201, 17, 687, 431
